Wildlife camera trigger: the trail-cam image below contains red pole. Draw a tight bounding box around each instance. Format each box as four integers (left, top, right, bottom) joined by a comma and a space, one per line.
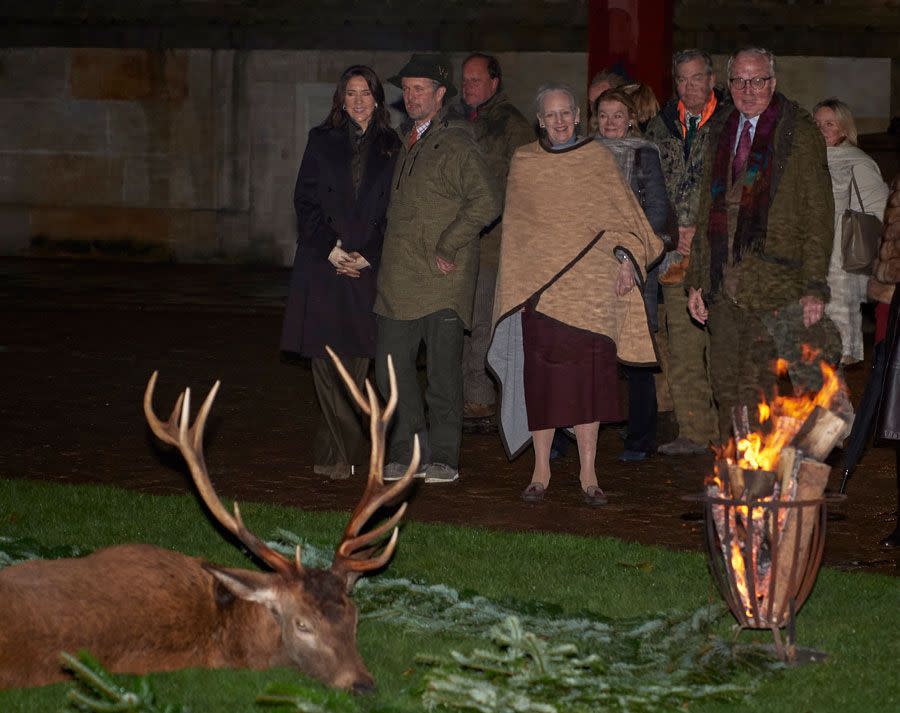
587, 0, 674, 105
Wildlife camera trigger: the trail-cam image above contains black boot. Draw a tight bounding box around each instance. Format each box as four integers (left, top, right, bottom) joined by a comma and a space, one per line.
879, 443, 900, 548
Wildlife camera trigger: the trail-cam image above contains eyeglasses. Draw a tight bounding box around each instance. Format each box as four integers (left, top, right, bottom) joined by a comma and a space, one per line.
729, 76, 772, 91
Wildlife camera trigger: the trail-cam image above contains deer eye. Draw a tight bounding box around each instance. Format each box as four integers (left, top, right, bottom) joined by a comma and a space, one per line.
293, 617, 310, 633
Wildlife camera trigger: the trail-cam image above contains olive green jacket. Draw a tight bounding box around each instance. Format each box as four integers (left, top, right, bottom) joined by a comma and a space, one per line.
686, 96, 834, 310
448, 92, 535, 268
374, 111, 501, 328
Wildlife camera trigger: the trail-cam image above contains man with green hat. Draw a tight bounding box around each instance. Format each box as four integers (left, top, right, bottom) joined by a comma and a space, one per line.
375, 53, 501, 484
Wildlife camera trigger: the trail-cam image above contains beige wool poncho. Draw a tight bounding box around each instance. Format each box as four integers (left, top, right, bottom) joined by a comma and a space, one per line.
487, 139, 664, 457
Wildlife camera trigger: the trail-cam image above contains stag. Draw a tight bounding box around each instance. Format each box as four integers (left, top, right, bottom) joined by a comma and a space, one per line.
0, 350, 416, 691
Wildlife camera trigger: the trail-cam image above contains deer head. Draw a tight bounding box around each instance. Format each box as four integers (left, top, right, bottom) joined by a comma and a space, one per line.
143, 349, 417, 693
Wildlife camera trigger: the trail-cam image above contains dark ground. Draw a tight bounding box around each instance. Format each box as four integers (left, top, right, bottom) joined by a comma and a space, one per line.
1, 258, 896, 576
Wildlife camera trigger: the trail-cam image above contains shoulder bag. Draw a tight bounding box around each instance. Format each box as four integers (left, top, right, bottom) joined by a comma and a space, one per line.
841, 166, 882, 275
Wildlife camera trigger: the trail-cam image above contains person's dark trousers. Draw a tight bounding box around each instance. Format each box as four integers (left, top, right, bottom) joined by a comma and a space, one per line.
375, 309, 465, 468
882, 443, 900, 547
311, 356, 370, 468
624, 365, 658, 453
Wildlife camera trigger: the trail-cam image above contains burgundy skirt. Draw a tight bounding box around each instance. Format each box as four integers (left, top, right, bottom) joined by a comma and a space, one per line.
522, 304, 621, 430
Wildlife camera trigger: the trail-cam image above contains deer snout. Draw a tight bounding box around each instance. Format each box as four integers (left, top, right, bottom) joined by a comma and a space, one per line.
333, 664, 375, 695
351, 676, 376, 696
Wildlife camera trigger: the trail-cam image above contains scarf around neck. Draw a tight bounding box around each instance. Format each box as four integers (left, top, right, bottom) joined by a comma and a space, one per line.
706, 94, 784, 297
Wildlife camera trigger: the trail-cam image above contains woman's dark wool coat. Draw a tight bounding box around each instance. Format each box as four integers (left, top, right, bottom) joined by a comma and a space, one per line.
280, 124, 400, 358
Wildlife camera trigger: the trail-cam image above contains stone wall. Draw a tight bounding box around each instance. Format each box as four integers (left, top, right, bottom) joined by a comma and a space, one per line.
0, 47, 585, 264
0, 47, 893, 265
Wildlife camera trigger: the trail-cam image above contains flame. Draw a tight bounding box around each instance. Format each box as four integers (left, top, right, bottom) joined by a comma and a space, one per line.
734, 358, 843, 472
730, 542, 750, 616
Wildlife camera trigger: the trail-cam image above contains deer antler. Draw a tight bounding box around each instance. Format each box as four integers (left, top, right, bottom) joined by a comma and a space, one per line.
325, 347, 417, 591
144, 372, 299, 577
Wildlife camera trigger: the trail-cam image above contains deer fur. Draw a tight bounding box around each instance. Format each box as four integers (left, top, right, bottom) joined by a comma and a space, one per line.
0, 353, 415, 692
0, 544, 369, 691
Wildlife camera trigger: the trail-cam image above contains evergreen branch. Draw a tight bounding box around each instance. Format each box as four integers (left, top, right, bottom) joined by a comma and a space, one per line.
60, 651, 189, 713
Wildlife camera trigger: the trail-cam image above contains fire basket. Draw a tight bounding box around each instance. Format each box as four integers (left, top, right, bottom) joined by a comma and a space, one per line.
691, 356, 852, 662
692, 484, 844, 661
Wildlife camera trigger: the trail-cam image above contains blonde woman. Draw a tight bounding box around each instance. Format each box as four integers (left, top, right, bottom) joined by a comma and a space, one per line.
813, 98, 888, 364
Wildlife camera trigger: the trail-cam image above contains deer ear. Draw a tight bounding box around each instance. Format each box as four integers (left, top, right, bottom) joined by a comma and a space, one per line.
206, 565, 279, 607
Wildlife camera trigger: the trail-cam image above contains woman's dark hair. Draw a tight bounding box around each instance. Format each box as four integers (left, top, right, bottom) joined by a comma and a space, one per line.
322, 65, 395, 149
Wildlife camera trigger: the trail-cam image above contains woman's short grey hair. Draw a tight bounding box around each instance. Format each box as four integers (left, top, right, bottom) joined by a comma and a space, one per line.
813, 97, 859, 146
672, 49, 713, 77
726, 47, 777, 79
534, 82, 578, 117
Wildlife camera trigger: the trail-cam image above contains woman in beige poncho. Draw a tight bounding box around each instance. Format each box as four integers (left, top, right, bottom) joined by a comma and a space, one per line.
487, 83, 664, 506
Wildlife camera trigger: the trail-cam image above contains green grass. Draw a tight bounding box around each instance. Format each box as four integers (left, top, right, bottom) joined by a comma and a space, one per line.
0, 478, 897, 712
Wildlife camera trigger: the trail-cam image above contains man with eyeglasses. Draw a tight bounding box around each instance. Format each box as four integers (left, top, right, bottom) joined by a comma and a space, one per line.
685, 47, 839, 440
645, 49, 728, 456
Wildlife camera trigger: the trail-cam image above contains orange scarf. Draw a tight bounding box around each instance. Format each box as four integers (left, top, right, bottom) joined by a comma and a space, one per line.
678, 92, 717, 138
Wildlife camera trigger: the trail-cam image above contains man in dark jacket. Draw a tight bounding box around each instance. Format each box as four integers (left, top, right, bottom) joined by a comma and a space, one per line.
375, 54, 501, 483
447, 53, 534, 424
644, 49, 727, 456
686, 47, 839, 440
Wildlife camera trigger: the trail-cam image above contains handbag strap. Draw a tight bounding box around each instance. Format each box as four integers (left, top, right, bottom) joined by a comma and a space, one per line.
849, 166, 866, 212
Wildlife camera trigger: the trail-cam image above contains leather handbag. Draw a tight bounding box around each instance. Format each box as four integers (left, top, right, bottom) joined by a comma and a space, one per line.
841, 168, 882, 275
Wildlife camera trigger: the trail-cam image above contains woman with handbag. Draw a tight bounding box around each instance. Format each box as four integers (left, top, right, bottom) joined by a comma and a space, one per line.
813, 98, 888, 365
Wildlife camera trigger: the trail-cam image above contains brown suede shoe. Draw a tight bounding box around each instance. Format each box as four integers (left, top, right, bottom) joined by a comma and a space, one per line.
521, 482, 546, 503
582, 485, 608, 506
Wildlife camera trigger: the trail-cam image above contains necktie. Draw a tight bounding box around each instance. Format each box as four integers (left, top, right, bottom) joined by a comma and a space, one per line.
684, 114, 699, 157
732, 120, 752, 182
408, 125, 419, 149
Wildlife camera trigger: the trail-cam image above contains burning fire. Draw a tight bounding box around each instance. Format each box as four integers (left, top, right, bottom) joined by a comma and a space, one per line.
705, 350, 848, 625
730, 355, 843, 472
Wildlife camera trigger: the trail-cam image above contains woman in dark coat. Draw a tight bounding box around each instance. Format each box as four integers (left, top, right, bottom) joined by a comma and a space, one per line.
280, 65, 401, 480
595, 86, 673, 462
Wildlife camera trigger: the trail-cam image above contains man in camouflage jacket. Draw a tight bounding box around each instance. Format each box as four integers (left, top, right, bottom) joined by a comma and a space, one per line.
447, 53, 534, 422
375, 54, 501, 482
644, 50, 728, 455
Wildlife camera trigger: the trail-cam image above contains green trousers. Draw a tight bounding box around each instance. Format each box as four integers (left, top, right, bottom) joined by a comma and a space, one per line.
311, 356, 370, 468
661, 283, 719, 444
375, 309, 465, 468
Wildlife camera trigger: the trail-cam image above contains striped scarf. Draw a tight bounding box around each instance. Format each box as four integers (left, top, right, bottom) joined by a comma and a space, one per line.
706, 94, 783, 297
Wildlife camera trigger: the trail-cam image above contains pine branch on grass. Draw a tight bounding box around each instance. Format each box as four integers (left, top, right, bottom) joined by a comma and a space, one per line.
0, 535, 87, 569
60, 651, 190, 713
255, 682, 358, 713
419, 615, 779, 713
